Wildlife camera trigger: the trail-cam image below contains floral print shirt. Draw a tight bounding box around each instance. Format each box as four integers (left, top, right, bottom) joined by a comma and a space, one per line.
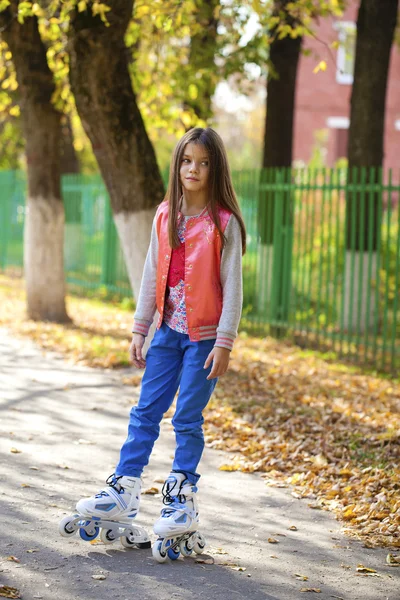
163, 214, 198, 334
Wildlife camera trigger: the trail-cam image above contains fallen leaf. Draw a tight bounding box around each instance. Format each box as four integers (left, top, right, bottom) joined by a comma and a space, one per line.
294, 573, 309, 581
6, 557, 20, 563
230, 566, 246, 571
122, 375, 142, 386
21, 483, 30, 488
0, 585, 21, 599
268, 537, 279, 543
270, 555, 278, 558
10, 448, 21, 454
289, 525, 298, 531
92, 574, 107, 580
300, 588, 321, 593
386, 553, 400, 566
219, 463, 241, 472
143, 487, 159, 495
356, 564, 377, 574
29, 466, 39, 471
26, 549, 39, 553
195, 557, 214, 564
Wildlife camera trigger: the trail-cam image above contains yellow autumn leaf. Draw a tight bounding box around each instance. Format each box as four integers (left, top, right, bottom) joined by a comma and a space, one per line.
0, 585, 21, 599
143, 487, 159, 495
219, 464, 240, 472
313, 60, 327, 74
356, 564, 377, 573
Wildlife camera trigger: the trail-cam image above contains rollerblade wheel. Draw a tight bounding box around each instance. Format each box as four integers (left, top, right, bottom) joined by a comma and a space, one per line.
166, 539, 180, 561
179, 540, 193, 557
120, 528, 141, 548
193, 533, 206, 554
79, 524, 99, 541
152, 539, 168, 563
59, 515, 78, 538
100, 529, 116, 544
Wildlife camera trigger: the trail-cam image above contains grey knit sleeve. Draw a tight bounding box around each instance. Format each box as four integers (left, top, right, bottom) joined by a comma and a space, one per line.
131, 215, 158, 336
215, 214, 243, 350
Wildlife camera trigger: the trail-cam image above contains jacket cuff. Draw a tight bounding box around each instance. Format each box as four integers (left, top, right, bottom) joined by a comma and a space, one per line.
214, 331, 235, 351
132, 319, 152, 337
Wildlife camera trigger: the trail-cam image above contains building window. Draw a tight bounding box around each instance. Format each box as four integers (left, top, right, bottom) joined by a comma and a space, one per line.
334, 22, 356, 85
327, 117, 349, 162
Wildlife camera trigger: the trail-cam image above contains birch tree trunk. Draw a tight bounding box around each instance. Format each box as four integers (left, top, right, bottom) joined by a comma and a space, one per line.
0, 2, 69, 322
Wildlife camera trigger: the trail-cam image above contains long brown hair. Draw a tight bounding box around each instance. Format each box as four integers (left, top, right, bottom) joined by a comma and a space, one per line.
164, 127, 246, 254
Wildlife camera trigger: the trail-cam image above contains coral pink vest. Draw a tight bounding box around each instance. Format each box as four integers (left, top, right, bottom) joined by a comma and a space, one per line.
155, 201, 231, 341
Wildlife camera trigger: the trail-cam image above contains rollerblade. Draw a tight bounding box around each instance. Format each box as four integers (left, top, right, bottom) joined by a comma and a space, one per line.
152, 472, 206, 563
59, 474, 151, 549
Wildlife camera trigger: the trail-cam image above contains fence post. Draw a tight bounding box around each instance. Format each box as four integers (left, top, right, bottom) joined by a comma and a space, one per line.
101, 196, 117, 288
0, 171, 15, 270
63, 174, 85, 271
269, 169, 292, 337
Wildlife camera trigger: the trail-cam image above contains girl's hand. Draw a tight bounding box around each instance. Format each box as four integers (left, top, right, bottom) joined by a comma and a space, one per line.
129, 333, 146, 369
204, 346, 230, 380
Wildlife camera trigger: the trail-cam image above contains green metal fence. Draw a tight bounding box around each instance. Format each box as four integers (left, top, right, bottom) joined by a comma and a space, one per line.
0, 168, 399, 373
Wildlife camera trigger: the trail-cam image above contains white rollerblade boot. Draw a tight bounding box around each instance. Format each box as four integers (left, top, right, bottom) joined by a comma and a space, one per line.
152, 472, 206, 562
59, 474, 150, 549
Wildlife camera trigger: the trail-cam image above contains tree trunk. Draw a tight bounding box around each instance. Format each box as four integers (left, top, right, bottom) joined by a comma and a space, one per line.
343, 0, 398, 333
0, 2, 70, 322
60, 116, 80, 175
262, 2, 302, 169
347, 0, 398, 171
259, 1, 302, 335
60, 116, 85, 272
68, 0, 164, 306
183, 0, 219, 125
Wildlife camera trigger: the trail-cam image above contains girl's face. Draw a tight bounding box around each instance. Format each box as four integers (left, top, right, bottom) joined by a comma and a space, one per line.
180, 142, 209, 194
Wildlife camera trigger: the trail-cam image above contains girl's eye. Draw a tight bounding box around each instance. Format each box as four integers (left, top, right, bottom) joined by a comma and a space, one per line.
182, 158, 190, 163
202, 161, 209, 166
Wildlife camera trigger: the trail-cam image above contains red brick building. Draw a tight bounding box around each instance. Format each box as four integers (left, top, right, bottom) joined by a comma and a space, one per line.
294, 1, 400, 169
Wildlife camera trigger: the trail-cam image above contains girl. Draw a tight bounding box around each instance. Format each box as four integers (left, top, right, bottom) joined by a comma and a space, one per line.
75, 127, 246, 558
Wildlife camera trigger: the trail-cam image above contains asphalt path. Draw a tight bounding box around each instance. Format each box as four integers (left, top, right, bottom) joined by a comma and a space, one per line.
0, 329, 398, 600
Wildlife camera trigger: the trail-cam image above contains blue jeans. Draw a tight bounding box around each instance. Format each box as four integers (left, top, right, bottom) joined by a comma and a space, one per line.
115, 322, 218, 484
